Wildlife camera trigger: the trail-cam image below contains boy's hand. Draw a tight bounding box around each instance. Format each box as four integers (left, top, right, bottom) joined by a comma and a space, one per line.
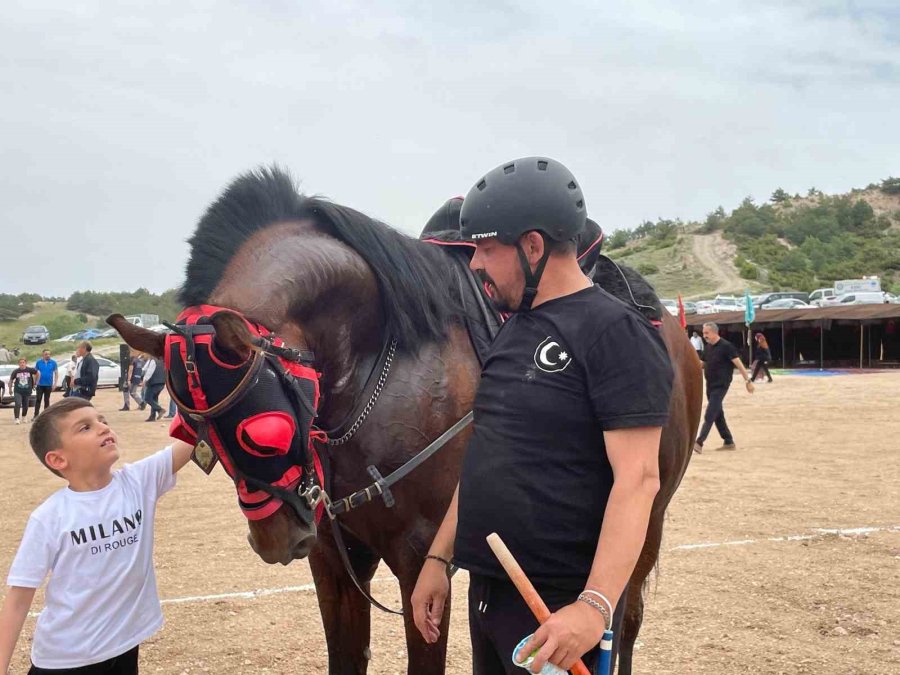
171, 440, 195, 474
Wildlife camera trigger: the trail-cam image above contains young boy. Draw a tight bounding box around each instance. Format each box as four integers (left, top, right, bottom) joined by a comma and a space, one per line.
0, 397, 193, 674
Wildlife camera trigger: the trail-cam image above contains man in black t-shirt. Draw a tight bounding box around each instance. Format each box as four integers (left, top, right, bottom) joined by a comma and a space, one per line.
693, 322, 754, 454
411, 158, 674, 674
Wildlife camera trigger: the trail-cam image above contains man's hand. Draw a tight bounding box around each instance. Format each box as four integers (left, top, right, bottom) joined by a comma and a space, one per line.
745, 380, 755, 393
411, 559, 450, 644
517, 601, 606, 673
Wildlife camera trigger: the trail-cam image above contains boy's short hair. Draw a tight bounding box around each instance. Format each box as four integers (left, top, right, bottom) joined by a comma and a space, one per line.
30, 398, 93, 477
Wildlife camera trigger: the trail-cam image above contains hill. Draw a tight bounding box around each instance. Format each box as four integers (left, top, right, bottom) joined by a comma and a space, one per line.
606, 177, 900, 299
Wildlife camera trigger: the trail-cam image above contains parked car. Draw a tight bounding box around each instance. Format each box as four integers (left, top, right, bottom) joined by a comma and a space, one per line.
752, 291, 809, 308
808, 288, 836, 307
99, 328, 118, 338
0, 364, 37, 407
683, 301, 697, 315
695, 300, 716, 314
74, 328, 104, 340
54, 333, 80, 342
832, 292, 892, 305
760, 298, 813, 310
660, 299, 679, 316
22, 325, 50, 345
53, 355, 122, 391
711, 295, 745, 312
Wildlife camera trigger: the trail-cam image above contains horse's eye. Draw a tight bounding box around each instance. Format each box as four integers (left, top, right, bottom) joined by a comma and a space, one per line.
237, 412, 296, 457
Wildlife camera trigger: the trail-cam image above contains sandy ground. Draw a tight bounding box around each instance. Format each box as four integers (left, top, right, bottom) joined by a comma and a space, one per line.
2, 373, 899, 674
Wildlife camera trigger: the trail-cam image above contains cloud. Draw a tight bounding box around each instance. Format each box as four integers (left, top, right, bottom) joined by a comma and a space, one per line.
0, 0, 897, 296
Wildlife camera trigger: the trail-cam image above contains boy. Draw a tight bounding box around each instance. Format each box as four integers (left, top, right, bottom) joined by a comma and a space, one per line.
0, 397, 193, 674
8, 358, 38, 424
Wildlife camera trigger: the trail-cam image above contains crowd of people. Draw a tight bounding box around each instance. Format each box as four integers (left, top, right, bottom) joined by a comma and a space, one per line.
4, 342, 176, 425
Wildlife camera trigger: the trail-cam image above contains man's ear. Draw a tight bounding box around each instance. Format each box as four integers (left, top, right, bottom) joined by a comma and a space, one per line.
44, 450, 67, 473
520, 231, 546, 263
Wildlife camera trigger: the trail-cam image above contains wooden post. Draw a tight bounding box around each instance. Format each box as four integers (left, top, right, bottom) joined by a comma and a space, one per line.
820, 320, 824, 371
860, 322, 864, 369
781, 322, 786, 368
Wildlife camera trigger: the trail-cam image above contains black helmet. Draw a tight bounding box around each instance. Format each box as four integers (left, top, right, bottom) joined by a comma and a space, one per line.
460, 157, 586, 245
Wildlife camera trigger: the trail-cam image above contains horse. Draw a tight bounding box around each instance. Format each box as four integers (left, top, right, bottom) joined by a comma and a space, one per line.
110, 167, 701, 675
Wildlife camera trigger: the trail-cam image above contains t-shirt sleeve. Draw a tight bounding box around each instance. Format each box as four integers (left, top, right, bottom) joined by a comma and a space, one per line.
585, 313, 674, 431
726, 340, 741, 360
125, 446, 177, 501
7, 515, 55, 588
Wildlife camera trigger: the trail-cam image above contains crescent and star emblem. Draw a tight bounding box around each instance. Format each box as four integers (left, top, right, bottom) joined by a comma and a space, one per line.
534, 336, 572, 373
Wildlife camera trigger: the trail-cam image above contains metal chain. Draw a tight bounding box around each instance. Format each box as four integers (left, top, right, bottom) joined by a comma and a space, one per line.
327, 338, 397, 446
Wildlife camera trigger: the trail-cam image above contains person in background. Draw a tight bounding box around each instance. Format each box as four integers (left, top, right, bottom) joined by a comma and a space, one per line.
0, 345, 10, 364
8, 358, 38, 425
61, 355, 78, 397
693, 322, 754, 454
33, 350, 58, 418
140, 357, 166, 422
690, 330, 703, 359
72, 342, 99, 401
120, 353, 146, 412
750, 333, 774, 383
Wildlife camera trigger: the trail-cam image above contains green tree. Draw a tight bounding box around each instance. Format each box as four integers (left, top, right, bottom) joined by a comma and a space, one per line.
770, 188, 790, 203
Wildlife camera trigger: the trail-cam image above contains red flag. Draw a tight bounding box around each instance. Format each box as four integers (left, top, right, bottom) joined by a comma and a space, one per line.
677, 294, 687, 329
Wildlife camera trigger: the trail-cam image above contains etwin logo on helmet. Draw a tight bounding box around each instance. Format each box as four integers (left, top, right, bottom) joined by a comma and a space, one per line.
471, 231, 498, 240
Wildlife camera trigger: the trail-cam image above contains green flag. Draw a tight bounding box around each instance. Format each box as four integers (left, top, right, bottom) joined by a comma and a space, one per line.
744, 289, 755, 325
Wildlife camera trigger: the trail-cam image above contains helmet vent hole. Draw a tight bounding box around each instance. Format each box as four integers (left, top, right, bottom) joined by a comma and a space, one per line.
503, 164, 516, 175
537, 160, 549, 171
576, 199, 584, 209
476, 179, 487, 191
568, 181, 577, 190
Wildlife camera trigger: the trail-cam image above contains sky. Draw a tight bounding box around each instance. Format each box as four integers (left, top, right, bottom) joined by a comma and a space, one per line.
1, 0, 898, 297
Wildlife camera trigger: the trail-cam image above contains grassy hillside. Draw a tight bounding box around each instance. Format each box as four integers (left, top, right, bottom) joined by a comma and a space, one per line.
0, 303, 121, 363
606, 178, 900, 298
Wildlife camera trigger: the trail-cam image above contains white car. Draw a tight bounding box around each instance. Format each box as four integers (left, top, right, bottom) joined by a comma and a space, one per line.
760, 298, 814, 310
660, 299, 679, 316
832, 292, 891, 306
695, 300, 716, 314
808, 288, 835, 307
54, 356, 122, 391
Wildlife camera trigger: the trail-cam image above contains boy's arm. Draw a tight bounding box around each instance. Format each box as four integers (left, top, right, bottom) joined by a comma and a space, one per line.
0, 586, 36, 674
171, 440, 195, 474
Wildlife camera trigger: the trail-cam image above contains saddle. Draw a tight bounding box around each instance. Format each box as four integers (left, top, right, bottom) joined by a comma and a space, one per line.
420, 199, 661, 362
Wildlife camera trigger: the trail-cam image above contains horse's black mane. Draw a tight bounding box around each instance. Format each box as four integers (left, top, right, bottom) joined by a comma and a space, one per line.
181, 166, 463, 350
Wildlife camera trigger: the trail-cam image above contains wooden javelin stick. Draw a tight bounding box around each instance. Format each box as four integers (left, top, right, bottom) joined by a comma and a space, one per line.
487, 533, 591, 675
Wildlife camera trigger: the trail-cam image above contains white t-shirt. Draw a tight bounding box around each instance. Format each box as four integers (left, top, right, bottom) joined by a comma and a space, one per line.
8, 447, 176, 669
690, 335, 703, 351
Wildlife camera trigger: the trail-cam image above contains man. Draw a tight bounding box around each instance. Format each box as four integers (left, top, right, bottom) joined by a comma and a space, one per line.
0, 344, 10, 364
140, 356, 166, 422
693, 322, 754, 454
690, 330, 704, 358
411, 157, 673, 674
8, 358, 38, 424
120, 352, 146, 411
61, 355, 78, 397
72, 341, 99, 401
33, 350, 58, 417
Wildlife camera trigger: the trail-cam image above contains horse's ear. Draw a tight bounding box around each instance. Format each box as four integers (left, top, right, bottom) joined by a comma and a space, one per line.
210, 311, 253, 362
107, 314, 165, 358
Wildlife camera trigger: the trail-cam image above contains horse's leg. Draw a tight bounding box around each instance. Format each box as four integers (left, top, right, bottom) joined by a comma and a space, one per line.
618, 508, 665, 675
309, 533, 381, 675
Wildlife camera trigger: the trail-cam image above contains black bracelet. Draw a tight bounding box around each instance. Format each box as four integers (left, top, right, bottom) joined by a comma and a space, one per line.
424, 554, 452, 567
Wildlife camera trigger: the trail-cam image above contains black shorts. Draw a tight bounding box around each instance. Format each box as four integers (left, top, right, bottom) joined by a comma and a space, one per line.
468, 574, 625, 675
29, 645, 139, 675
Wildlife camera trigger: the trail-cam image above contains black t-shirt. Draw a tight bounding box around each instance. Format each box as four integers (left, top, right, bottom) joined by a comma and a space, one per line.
702, 339, 740, 388
11, 367, 38, 393
454, 285, 674, 588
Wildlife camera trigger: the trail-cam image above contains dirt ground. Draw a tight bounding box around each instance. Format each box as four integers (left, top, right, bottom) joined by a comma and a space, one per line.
2, 373, 899, 674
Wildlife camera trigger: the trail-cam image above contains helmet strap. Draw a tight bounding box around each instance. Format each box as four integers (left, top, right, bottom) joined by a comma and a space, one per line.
515, 235, 552, 311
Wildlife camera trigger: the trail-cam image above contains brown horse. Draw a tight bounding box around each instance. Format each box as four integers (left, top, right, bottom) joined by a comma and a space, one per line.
110, 167, 701, 675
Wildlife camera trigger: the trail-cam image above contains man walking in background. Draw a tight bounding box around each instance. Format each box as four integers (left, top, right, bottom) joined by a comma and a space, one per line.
32, 349, 58, 417
72, 341, 99, 401
120, 352, 146, 411
140, 356, 166, 422
694, 322, 754, 453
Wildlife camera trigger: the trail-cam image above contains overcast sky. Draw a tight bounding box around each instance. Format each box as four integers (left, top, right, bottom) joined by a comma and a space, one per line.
1, 0, 898, 297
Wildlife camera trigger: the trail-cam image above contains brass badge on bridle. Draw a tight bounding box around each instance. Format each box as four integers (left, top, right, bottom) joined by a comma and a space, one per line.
192, 439, 218, 474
